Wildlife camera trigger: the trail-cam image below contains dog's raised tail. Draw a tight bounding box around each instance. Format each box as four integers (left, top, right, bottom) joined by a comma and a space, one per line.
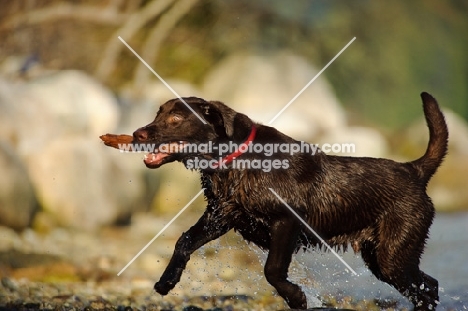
411, 92, 448, 183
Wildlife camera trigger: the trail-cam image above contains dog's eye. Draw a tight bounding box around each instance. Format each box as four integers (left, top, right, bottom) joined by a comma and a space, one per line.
168, 114, 183, 124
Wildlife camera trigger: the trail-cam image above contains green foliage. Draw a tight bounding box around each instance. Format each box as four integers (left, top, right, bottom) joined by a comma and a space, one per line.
166, 0, 468, 129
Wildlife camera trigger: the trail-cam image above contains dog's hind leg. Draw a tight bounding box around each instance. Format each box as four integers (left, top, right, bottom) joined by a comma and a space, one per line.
361, 241, 437, 309
264, 217, 307, 309
380, 266, 439, 310
373, 218, 439, 310
360, 240, 383, 280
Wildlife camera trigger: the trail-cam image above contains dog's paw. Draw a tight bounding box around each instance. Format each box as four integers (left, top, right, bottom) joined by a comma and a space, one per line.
155, 267, 185, 295
154, 281, 173, 295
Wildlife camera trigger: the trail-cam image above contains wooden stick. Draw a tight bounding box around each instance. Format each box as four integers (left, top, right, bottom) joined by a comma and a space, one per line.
100, 134, 133, 150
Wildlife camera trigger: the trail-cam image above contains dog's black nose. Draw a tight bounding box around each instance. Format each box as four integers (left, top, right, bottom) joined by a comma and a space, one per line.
133, 128, 148, 141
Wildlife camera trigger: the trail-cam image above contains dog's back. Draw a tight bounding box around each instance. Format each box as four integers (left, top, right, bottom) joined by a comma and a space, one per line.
309, 93, 449, 241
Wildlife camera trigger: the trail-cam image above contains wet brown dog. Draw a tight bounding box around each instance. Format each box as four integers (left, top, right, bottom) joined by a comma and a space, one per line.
106, 92, 447, 310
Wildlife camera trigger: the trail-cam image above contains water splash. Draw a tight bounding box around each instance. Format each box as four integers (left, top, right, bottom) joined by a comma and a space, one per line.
192, 212, 468, 310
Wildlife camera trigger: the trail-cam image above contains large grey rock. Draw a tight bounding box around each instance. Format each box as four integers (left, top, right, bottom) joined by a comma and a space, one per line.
27, 137, 144, 230
0, 78, 41, 156
27, 70, 120, 138
118, 79, 201, 133
0, 142, 36, 230
0, 70, 120, 158
203, 51, 346, 141
0, 71, 147, 229
407, 109, 468, 156
317, 126, 389, 158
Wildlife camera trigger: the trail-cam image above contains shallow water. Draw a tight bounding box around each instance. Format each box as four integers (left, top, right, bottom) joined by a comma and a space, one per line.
289, 212, 468, 309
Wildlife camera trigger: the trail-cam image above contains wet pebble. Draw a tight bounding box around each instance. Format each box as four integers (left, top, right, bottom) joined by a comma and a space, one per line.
1, 277, 18, 292
0, 223, 449, 311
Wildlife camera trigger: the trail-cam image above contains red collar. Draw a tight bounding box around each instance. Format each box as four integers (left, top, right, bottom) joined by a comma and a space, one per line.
214, 125, 257, 168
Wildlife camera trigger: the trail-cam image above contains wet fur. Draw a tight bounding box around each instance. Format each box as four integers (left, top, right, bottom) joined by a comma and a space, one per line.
132, 93, 447, 310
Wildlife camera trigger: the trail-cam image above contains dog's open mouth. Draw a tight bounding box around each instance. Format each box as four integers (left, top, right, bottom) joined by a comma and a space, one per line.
143, 141, 188, 168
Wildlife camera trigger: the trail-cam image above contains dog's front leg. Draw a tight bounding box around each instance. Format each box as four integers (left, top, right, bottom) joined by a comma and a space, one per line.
264, 217, 307, 309
154, 209, 233, 295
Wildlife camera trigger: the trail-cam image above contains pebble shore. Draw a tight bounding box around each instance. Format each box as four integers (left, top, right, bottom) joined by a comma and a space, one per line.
0, 214, 411, 310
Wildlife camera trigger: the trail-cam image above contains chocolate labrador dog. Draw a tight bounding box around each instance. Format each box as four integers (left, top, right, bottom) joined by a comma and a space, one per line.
123, 92, 446, 310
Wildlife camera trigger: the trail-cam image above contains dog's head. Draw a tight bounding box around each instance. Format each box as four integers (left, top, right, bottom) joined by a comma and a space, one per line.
132, 97, 253, 169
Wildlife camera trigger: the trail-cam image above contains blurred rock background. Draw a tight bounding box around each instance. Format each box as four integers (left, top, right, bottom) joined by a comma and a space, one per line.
0, 0, 467, 231
0, 1, 467, 309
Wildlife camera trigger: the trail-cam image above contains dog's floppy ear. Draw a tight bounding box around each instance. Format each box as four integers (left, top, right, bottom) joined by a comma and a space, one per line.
201, 101, 253, 140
